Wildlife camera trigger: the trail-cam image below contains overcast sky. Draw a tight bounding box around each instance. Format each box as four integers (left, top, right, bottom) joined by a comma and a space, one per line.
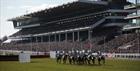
0, 0, 136, 38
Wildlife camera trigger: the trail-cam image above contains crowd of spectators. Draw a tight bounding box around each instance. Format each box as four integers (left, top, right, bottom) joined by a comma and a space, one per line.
0, 33, 140, 53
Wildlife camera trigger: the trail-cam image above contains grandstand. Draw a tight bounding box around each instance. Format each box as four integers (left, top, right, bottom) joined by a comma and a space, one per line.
122, 0, 140, 53
0, 0, 140, 58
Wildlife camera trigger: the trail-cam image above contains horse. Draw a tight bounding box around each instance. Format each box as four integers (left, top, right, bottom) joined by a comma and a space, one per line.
68, 55, 73, 64
68, 54, 76, 64
91, 55, 96, 64
101, 55, 105, 64
83, 54, 88, 64
76, 54, 81, 64
75, 52, 87, 65
56, 52, 63, 63
86, 54, 96, 64
62, 53, 68, 64
97, 55, 105, 65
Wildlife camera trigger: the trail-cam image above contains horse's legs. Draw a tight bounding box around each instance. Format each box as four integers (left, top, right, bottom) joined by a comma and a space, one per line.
69, 58, 72, 64
87, 60, 90, 64
63, 56, 68, 64
69, 59, 72, 64
98, 58, 101, 65
73, 58, 76, 64
82, 58, 85, 64
84, 59, 86, 64
102, 58, 105, 64
63, 58, 66, 64
56, 58, 59, 63
56, 57, 61, 64
92, 59, 95, 64
59, 58, 61, 63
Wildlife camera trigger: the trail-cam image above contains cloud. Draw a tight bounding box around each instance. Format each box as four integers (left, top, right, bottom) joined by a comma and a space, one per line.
7, 6, 15, 9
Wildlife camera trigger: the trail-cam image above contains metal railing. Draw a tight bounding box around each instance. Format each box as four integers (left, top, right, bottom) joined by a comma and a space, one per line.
124, 3, 140, 9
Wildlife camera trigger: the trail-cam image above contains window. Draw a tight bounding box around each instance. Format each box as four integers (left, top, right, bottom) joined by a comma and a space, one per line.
132, 19, 136, 24
137, 10, 140, 15
17, 22, 22, 26
136, 18, 140, 25
127, 0, 135, 4
138, 0, 140, 3
17, 22, 20, 26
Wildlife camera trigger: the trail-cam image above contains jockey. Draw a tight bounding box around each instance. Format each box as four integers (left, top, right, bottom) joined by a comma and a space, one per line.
56, 51, 60, 58
59, 51, 64, 56
97, 51, 102, 56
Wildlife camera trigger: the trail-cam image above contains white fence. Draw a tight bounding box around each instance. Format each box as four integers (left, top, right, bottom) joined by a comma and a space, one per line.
0, 50, 48, 55
112, 53, 140, 60
87, 53, 140, 60
0, 50, 140, 60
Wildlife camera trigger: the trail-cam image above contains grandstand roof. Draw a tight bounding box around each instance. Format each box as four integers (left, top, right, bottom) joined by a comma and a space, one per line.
8, 0, 109, 21
9, 0, 131, 38
9, 0, 131, 21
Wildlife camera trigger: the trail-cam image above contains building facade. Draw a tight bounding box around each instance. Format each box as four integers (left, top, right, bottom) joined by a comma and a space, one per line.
6, 0, 133, 52
123, 0, 140, 32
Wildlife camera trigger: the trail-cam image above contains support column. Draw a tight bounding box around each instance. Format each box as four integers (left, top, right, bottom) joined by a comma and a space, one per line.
59, 34, 61, 42
48, 35, 50, 42
36, 36, 39, 52
41, 36, 43, 42
77, 31, 81, 50
58, 34, 61, 51
72, 32, 75, 50
54, 33, 57, 51
30, 36, 32, 51
72, 32, 74, 42
77, 31, 80, 41
65, 33, 67, 41
88, 30, 91, 40
88, 29, 92, 50
35, 36, 38, 43
54, 34, 57, 42
48, 35, 51, 51
65, 33, 68, 50
103, 36, 106, 52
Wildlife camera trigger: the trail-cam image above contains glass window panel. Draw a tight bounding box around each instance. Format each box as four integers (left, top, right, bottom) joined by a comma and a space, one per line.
132, 19, 136, 24
136, 19, 140, 25
137, 10, 140, 15
127, 0, 135, 3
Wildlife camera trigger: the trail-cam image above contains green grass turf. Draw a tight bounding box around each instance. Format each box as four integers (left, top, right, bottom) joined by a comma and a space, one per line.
0, 58, 140, 71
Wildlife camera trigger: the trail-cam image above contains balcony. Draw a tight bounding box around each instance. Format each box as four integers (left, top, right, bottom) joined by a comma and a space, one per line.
125, 13, 140, 19
124, 3, 140, 10
123, 24, 140, 30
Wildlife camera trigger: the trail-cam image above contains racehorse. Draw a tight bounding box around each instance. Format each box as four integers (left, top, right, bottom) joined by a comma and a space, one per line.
97, 55, 105, 65
68, 54, 77, 64
101, 55, 105, 64
76, 52, 86, 65
56, 52, 63, 63
91, 55, 96, 64
56, 50, 106, 65
62, 53, 68, 64
87, 54, 96, 64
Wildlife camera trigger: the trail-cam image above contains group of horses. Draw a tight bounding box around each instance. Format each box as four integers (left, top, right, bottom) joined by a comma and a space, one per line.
56, 51, 105, 65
